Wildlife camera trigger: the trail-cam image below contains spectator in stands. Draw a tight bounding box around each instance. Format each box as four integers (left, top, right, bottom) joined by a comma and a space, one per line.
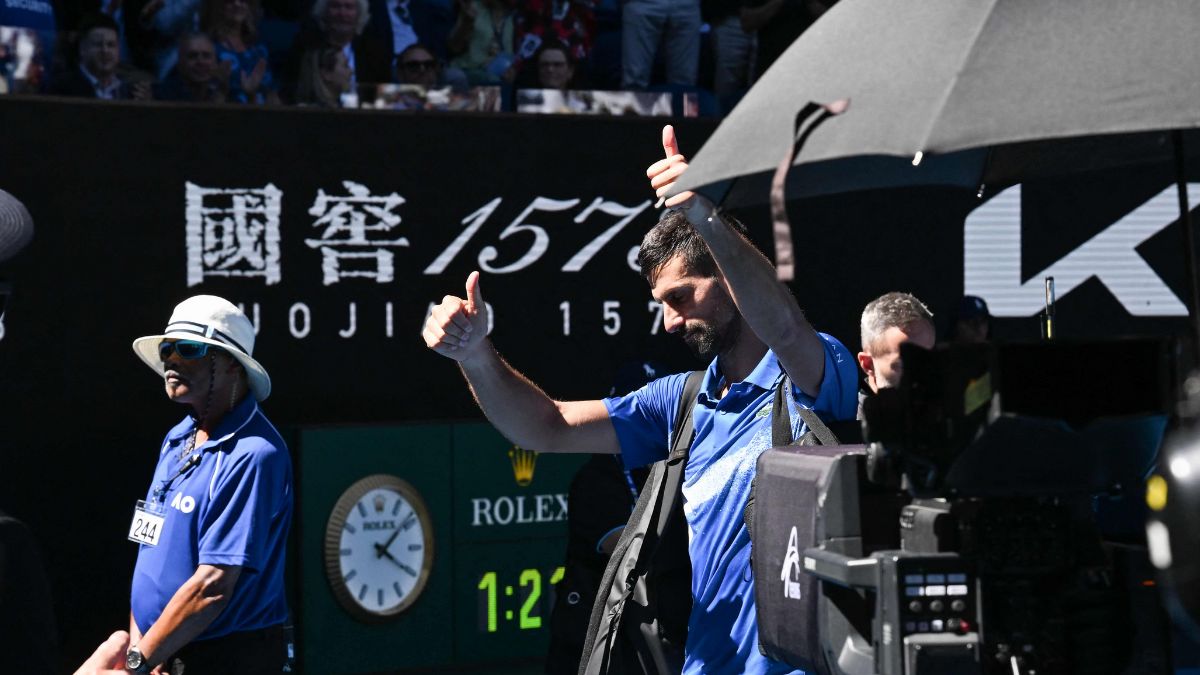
512, 0, 593, 76
51, 13, 150, 99
290, 0, 391, 93
364, 0, 453, 67
447, 0, 516, 85
394, 41, 466, 89
200, 0, 279, 103
620, 0, 699, 89
533, 40, 578, 90
703, 0, 753, 100
294, 45, 351, 106
153, 31, 226, 101
124, 0, 203, 80
367, 0, 419, 59
740, 0, 834, 80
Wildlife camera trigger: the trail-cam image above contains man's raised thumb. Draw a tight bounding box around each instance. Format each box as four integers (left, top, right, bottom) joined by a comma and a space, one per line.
662, 124, 680, 159
465, 270, 484, 313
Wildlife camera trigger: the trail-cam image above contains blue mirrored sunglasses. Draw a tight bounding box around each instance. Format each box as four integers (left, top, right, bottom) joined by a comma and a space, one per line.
158, 339, 211, 361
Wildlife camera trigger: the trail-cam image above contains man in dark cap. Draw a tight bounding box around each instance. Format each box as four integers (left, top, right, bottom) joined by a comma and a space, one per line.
951, 295, 991, 344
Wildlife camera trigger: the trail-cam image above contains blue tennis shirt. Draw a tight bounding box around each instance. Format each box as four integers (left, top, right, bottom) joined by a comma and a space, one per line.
131, 396, 293, 640
604, 334, 857, 675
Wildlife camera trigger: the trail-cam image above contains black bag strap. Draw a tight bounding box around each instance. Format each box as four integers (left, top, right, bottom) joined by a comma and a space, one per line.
577, 370, 704, 675
668, 371, 706, 461
770, 376, 839, 446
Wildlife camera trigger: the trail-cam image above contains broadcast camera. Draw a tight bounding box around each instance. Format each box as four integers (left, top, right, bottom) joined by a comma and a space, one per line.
751, 340, 1174, 675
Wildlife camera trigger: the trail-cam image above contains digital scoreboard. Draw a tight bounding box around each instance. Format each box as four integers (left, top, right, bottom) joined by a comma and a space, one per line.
297, 423, 588, 674
466, 541, 564, 635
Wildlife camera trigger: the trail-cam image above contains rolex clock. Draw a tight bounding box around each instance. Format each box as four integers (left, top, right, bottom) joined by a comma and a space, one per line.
324, 474, 435, 621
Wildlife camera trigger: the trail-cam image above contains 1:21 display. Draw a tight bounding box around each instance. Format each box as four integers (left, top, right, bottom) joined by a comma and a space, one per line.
477, 566, 565, 632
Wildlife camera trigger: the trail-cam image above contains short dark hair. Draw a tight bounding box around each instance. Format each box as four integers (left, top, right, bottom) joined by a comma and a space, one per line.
78, 12, 120, 40
637, 209, 750, 284
176, 31, 214, 50
397, 42, 436, 64
535, 39, 574, 66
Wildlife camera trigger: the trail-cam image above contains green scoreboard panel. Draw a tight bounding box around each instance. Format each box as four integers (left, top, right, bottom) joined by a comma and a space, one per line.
297, 423, 587, 674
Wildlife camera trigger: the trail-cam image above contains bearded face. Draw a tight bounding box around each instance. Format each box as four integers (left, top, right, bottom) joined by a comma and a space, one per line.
680, 299, 740, 360
651, 256, 743, 362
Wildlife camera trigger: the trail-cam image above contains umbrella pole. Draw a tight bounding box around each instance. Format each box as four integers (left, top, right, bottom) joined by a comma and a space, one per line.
1173, 131, 1200, 366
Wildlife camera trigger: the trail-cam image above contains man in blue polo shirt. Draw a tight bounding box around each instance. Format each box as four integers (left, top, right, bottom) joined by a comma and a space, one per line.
423, 125, 856, 674
124, 295, 292, 674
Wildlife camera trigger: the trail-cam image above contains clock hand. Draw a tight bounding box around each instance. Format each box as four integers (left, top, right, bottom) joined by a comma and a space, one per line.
377, 546, 419, 577
372, 525, 404, 560
381, 524, 403, 552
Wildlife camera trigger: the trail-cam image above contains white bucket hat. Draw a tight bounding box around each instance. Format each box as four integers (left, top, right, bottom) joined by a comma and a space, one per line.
132, 295, 271, 401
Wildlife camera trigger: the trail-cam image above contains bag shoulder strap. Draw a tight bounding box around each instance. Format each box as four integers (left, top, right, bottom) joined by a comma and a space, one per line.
770, 376, 839, 446
577, 370, 703, 675
668, 370, 706, 461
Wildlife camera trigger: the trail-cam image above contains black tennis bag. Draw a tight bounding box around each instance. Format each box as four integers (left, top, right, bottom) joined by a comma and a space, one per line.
576, 371, 703, 675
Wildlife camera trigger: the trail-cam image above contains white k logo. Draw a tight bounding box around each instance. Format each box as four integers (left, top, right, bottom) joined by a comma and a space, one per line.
964, 184, 1200, 317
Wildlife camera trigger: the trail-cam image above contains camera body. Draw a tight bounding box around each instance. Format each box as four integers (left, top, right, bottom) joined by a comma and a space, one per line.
751, 340, 1173, 675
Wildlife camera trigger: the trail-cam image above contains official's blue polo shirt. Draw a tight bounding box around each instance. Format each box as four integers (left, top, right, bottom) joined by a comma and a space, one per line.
604, 334, 857, 675
131, 396, 293, 640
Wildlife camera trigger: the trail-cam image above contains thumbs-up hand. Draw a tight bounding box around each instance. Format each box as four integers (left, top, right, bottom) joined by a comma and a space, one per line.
647, 125, 696, 209
423, 271, 491, 362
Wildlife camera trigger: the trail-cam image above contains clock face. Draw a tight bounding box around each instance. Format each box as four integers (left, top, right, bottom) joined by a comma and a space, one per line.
324, 475, 434, 621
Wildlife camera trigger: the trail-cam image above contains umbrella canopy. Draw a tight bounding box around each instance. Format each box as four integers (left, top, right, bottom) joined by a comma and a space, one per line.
675, 0, 1200, 206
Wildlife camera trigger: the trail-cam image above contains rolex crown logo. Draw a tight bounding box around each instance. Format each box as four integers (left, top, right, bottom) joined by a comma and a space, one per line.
509, 446, 538, 487
373, 494, 386, 513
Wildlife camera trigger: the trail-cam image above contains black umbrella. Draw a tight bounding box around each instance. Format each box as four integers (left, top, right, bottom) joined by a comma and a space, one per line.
671, 0, 1200, 344
675, 0, 1200, 204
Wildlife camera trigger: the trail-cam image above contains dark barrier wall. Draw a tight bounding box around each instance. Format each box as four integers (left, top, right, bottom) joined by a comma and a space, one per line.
0, 96, 1195, 666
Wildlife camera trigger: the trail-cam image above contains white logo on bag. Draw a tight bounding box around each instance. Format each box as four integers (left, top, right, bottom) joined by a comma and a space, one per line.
781, 526, 802, 600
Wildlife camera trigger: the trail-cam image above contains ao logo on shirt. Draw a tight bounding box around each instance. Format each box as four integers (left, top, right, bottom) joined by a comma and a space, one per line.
170, 492, 197, 514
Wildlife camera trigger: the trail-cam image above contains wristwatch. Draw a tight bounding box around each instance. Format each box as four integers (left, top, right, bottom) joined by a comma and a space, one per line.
125, 646, 152, 674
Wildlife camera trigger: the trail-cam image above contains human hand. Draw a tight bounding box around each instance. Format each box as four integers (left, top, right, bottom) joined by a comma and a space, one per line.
422, 271, 491, 362
647, 124, 695, 209
72, 630, 130, 675
241, 58, 267, 97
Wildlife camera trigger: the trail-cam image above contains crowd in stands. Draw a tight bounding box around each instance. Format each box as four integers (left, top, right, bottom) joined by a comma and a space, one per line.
0, 0, 837, 114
